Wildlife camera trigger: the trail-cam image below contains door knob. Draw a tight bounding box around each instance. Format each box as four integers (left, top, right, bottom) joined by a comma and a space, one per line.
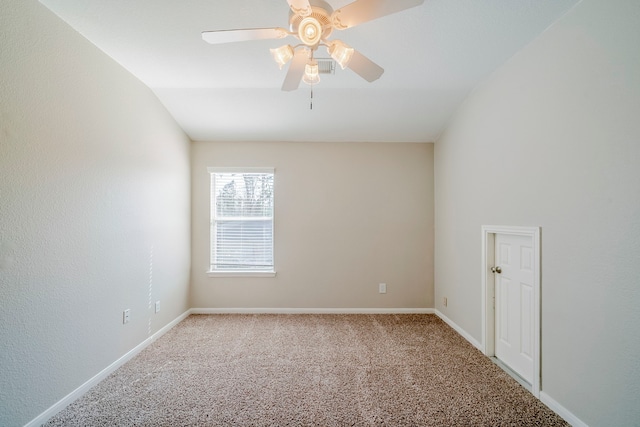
491, 266, 502, 274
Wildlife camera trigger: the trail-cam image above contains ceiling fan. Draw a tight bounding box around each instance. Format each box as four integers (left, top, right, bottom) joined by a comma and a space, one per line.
202, 0, 425, 91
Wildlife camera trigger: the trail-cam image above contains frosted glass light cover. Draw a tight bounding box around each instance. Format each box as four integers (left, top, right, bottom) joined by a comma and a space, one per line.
328, 40, 354, 69
270, 45, 294, 69
298, 17, 322, 46
302, 61, 320, 85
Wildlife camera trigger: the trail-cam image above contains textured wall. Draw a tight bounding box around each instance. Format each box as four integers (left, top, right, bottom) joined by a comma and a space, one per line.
434, 0, 640, 425
0, 1, 191, 426
191, 141, 434, 310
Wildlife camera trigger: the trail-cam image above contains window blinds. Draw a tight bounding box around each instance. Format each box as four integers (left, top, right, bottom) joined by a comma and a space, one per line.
209, 169, 274, 272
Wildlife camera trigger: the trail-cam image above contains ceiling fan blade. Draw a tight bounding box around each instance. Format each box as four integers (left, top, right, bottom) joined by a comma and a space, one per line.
281, 49, 308, 91
202, 27, 288, 44
347, 50, 384, 82
332, 0, 425, 29
287, 0, 312, 16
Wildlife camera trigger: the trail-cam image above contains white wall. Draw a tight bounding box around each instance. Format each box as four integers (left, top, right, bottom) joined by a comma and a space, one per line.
0, 1, 191, 425
191, 141, 433, 310
434, 0, 640, 425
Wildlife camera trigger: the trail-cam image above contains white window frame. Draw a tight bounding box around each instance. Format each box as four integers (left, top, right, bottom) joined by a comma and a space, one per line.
207, 167, 276, 278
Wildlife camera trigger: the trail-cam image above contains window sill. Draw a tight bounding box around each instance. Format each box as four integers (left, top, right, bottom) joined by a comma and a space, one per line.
207, 271, 277, 278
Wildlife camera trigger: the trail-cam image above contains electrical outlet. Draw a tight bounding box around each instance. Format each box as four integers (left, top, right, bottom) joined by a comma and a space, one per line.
123, 309, 130, 324
155, 301, 160, 313
379, 283, 387, 294
443, 297, 448, 307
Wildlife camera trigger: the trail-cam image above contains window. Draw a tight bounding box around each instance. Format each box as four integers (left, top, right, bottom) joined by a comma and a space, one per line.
208, 168, 275, 276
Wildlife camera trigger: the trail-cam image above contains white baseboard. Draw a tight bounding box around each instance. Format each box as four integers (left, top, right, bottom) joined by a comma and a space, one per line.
434, 311, 588, 427
190, 307, 435, 314
434, 310, 483, 351
26, 309, 191, 427
28, 308, 586, 427
540, 392, 589, 427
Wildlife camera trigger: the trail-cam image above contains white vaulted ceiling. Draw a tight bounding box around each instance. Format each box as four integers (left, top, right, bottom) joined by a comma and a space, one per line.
39, 0, 579, 142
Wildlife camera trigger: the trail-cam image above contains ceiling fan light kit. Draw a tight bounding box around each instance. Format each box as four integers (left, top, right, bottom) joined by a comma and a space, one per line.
270, 44, 295, 69
328, 40, 354, 69
201, 0, 425, 91
302, 60, 321, 85
298, 17, 323, 45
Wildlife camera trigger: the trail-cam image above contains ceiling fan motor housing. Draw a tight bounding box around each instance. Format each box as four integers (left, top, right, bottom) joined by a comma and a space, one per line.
289, 0, 334, 46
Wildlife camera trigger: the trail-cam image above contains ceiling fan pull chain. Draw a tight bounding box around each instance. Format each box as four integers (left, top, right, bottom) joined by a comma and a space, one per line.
310, 86, 313, 110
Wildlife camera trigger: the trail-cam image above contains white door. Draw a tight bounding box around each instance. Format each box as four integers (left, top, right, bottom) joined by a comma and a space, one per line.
494, 233, 535, 384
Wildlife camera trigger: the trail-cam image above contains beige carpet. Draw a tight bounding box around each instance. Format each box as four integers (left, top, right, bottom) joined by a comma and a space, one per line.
45, 314, 568, 426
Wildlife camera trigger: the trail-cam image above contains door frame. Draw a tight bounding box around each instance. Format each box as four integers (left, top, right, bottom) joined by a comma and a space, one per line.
481, 225, 541, 397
